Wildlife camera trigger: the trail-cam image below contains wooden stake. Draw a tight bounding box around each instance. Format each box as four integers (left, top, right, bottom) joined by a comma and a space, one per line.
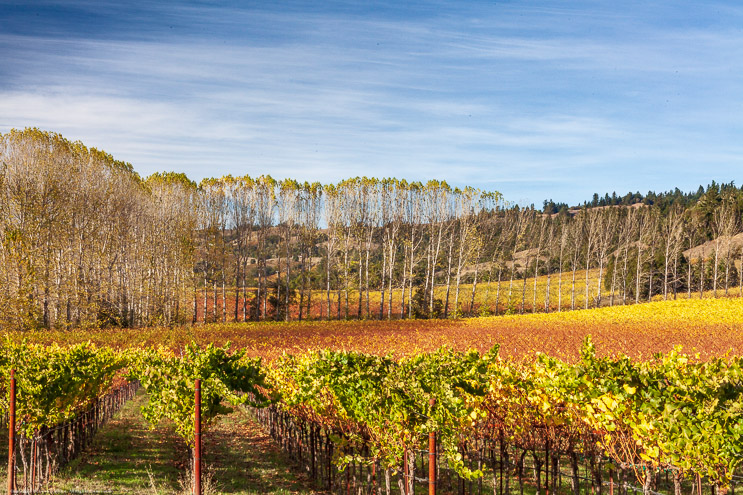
194, 378, 201, 495
7, 369, 16, 495
429, 398, 436, 495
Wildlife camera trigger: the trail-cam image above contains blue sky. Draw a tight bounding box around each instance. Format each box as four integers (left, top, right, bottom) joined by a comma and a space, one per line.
1, 1, 742, 205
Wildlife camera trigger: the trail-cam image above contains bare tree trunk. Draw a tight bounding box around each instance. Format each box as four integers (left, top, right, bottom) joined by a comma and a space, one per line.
243, 259, 249, 322
687, 252, 693, 299
388, 241, 397, 320
202, 273, 208, 323
610, 255, 618, 306
365, 240, 371, 318
298, 251, 305, 321
306, 255, 312, 320
545, 267, 551, 312
193, 282, 198, 324
430, 224, 444, 316
714, 239, 720, 297
533, 254, 540, 313
408, 240, 417, 319
571, 261, 577, 310
424, 241, 432, 308
636, 243, 643, 305
399, 246, 408, 319
344, 242, 350, 319
495, 267, 502, 315
326, 247, 332, 320
585, 252, 591, 309
648, 241, 656, 302
234, 257, 241, 322
285, 231, 291, 321
520, 255, 530, 314
358, 251, 364, 319
453, 245, 466, 318
276, 253, 281, 320
483, 256, 494, 311
725, 239, 732, 296
380, 235, 387, 319
596, 257, 605, 307
508, 257, 516, 308
621, 243, 630, 305
470, 256, 481, 315
673, 255, 678, 299
222, 276, 226, 322
453, 221, 470, 317
213, 279, 218, 322
558, 259, 563, 312
700, 247, 705, 299
664, 242, 671, 301
444, 231, 454, 318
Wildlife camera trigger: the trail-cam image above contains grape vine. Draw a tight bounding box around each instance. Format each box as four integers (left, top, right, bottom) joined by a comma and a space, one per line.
3, 337, 743, 492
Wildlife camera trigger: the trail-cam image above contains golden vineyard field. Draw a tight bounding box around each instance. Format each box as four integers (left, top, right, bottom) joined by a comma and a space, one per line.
10, 296, 743, 362
196, 267, 743, 323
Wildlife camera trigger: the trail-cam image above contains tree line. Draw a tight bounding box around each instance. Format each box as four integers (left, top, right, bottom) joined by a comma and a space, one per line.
0, 129, 196, 329
2, 128, 743, 329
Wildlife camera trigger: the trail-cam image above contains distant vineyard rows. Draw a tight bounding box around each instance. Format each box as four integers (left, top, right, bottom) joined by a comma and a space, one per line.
9, 296, 743, 363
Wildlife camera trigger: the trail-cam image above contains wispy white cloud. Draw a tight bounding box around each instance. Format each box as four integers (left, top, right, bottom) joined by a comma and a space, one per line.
1, 1, 742, 204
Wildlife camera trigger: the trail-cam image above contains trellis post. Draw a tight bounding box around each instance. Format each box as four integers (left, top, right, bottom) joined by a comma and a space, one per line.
429, 397, 436, 495
194, 378, 201, 495
7, 369, 16, 495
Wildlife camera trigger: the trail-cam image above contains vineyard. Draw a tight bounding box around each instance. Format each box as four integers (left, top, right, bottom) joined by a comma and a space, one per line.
9, 296, 743, 361
3, 296, 743, 494
4, 4, 743, 494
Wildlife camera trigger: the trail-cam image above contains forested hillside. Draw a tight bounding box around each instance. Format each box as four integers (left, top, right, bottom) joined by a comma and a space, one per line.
2, 128, 742, 330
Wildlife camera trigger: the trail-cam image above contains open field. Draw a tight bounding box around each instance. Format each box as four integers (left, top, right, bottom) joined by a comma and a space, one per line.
10, 296, 743, 362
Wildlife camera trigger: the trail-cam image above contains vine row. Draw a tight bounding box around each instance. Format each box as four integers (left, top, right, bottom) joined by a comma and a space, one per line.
4, 338, 743, 495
